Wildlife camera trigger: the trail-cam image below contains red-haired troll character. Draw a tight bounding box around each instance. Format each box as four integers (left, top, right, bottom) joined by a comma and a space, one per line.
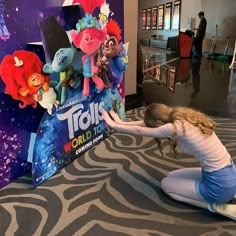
71, 0, 107, 97
97, 19, 128, 87
0, 50, 59, 114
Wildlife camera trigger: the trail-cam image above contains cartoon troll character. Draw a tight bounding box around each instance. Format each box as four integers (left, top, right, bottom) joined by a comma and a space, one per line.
43, 47, 80, 105
0, 50, 59, 114
39, 16, 80, 105
71, 0, 107, 97
97, 19, 128, 87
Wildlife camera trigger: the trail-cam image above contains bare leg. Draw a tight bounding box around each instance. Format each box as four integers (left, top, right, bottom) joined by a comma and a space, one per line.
61, 86, 68, 104
161, 176, 209, 209
92, 75, 104, 91
163, 168, 236, 220
83, 77, 90, 97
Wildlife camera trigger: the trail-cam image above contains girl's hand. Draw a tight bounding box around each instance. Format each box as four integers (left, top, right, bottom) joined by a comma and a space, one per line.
109, 110, 123, 124
102, 110, 116, 129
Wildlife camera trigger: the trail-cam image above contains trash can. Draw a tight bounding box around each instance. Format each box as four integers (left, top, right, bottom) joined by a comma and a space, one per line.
179, 30, 194, 58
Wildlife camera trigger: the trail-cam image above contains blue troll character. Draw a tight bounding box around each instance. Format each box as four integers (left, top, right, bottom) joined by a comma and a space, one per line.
39, 16, 80, 105
43, 47, 80, 104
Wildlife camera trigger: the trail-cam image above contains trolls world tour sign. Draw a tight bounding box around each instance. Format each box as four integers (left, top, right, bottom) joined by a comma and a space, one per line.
32, 86, 124, 187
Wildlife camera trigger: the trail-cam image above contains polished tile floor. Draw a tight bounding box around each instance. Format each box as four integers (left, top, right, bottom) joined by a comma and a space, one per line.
140, 46, 236, 119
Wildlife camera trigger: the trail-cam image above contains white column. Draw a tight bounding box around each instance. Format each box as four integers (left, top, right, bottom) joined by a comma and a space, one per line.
124, 0, 138, 95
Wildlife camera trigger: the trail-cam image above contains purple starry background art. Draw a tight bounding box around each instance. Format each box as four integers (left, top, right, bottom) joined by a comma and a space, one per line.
0, 0, 63, 61
0, 0, 124, 188
0, 0, 63, 188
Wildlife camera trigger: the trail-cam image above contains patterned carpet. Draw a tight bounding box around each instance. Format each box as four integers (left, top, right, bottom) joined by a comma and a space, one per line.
1, 107, 236, 236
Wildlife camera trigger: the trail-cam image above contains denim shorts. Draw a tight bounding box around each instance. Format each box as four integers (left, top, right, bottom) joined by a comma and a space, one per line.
195, 164, 236, 203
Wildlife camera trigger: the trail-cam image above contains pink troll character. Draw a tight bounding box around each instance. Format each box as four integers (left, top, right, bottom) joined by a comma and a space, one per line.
71, 0, 107, 97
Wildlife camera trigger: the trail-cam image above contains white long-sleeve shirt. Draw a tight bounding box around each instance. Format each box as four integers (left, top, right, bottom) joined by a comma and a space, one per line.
116, 120, 231, 172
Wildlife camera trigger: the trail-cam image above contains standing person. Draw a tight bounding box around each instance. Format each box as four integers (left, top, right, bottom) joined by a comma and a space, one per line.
193, 11, 207, 58
102, 104, 236, 220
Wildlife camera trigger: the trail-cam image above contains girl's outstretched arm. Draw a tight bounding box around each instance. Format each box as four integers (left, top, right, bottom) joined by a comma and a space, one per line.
102, 110, 175, 139
109, 110, 145, 126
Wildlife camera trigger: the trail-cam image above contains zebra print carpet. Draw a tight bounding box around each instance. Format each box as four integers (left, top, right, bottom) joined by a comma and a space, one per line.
1, 107, 236, 236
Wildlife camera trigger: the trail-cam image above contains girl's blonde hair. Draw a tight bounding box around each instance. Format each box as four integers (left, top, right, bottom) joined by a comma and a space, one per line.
144, 103, 215, 156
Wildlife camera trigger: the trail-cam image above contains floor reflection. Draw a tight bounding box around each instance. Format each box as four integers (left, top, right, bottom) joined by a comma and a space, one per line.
142, 47, 233, 118
191, 59, 201, 98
